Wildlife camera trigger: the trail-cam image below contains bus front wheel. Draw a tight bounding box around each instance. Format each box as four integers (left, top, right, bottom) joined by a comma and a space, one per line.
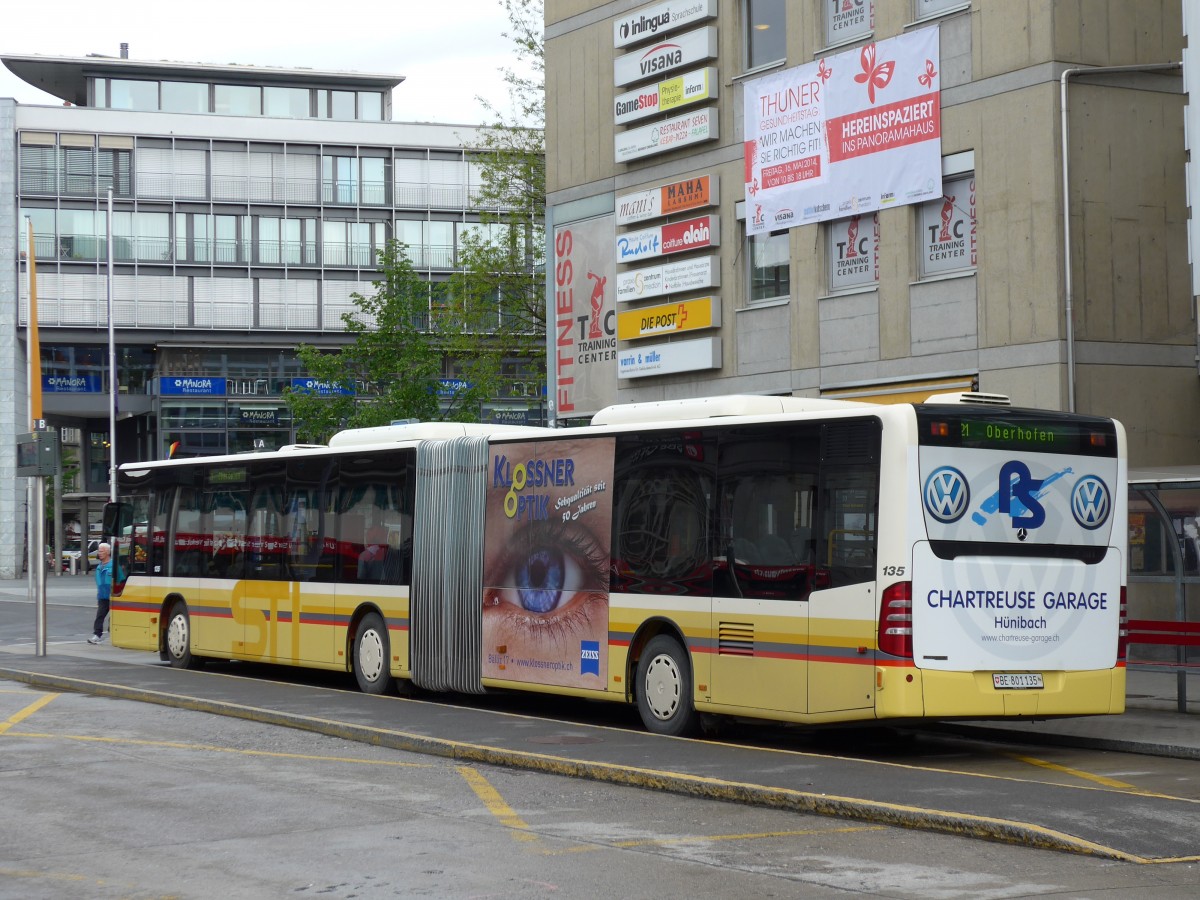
353, 612, 393, 695
165, 602, 202, 670
636, 635, 699, 737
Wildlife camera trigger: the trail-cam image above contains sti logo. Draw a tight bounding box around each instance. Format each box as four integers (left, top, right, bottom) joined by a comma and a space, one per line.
997, 461, 1045, 529
1071, 475, 1111, 530
923, 467, 969, 523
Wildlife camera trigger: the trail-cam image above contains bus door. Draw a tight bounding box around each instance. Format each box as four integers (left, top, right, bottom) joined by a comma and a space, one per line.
807, 420, 880, 715
240, 462, 289, 661
172, 477, 247, 658
237, 457, 337, 666
710, 424, 817, 715
336, 449, 414, 673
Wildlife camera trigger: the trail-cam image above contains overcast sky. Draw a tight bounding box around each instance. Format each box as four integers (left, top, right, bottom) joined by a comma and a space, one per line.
0, 0, 527, 125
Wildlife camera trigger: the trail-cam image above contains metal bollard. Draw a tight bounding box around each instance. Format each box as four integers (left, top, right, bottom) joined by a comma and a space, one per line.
69, 556, 78, 575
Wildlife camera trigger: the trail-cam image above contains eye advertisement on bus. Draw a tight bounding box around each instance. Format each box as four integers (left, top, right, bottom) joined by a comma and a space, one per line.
912, 446, 1123, 672
483, 437, 615, 688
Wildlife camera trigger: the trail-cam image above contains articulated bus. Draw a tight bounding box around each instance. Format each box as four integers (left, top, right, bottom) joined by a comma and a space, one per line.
105, 393, 1127, 735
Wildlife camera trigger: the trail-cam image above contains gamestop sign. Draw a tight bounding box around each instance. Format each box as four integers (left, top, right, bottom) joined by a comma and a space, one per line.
616, 215, 720, 264
614, 67, 717, 125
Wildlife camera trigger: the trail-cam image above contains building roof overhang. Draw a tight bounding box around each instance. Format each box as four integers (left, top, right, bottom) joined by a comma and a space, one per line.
2, 53, 404, 105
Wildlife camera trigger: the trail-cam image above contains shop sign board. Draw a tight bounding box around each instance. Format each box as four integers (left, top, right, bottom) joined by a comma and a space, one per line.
613, 0, 716, 49
615, 106, 718, 163
614, 26, 717, 88
614, 67, 717, 125
617, 336, 722, 379
616, 255, 720, 303
616, 174, 718, 225
616, 295, 721, 340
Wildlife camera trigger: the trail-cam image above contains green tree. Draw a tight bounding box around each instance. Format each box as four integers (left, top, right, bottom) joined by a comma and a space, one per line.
450, 0, 546, 395
284, 242, 500, 443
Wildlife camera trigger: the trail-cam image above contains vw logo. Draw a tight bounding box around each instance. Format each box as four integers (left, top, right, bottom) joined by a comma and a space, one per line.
924, 467, 970, 523
1071, 475, 1110, 530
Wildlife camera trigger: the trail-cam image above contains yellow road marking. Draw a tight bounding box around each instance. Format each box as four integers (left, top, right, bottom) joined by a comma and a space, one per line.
4, 730, 431, 768
0, 692, 59, 735
457, 765, 538, 842
1004, 752, 1136, 790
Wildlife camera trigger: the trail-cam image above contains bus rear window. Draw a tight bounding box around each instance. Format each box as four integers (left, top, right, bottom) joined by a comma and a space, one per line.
915, 407, 1117, 457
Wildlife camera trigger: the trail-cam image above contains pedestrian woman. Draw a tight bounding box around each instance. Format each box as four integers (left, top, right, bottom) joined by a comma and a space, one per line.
87, 542, 112, 645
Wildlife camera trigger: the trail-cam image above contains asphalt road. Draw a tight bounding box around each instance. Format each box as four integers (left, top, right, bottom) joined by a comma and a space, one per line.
3, 680, 1200, 900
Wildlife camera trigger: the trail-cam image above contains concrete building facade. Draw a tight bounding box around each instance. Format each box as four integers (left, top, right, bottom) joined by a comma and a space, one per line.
544, 1, 1198, 467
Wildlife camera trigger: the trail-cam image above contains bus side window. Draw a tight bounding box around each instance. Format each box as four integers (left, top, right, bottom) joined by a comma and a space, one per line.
611, 429, 715, 598
172, 488, 205, 577
816, 421, 880, 589
716, 424, 819, 601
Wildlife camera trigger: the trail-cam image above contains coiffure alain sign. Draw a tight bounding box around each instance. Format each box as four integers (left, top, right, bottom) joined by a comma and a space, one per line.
613, 0, 716, 49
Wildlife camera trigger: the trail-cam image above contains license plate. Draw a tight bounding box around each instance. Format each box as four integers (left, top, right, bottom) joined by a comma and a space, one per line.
993, 673, 1043, 690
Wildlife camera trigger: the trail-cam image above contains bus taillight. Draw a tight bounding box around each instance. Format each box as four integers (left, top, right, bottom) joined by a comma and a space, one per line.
878, 581, 913, 658
1117, 585, 1128, 661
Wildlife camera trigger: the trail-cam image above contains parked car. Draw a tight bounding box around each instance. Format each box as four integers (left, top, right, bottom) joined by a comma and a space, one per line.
48, 539, 100, 571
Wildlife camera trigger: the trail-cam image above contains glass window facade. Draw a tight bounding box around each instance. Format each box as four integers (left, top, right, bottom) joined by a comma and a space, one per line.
743, 0, 787, 71
161, 81, 209, 113
263, 86, 311, 118
92, 77, 385, 121
109, 79, 159, 110
748, 229, 790, 303
215, 84, 262, 116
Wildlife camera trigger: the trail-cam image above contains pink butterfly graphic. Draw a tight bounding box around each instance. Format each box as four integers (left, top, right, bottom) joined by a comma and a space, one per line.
918, 59, 937, 88
818, 58, 832, 83
854, 43, 894, 104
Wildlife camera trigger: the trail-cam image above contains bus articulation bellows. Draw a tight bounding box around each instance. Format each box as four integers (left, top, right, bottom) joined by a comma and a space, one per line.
105, 393, 1127, 735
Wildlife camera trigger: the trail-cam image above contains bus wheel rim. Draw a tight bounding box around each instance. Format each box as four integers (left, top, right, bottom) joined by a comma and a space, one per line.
167, 614, 188, 658
644, 654, 681, 720
359, 629, 384, 682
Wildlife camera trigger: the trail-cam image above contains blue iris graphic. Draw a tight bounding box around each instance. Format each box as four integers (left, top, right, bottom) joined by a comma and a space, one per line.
516, 546, 566, 613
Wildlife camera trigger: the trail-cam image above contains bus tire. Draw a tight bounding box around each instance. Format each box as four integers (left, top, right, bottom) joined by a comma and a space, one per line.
165, 601, 202, 670
636, 635, 699, 737
353, 612, 393, 695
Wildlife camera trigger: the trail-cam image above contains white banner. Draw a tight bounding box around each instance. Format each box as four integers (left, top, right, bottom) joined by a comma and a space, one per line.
743, 25, 942, 235
551, 216, 617, 418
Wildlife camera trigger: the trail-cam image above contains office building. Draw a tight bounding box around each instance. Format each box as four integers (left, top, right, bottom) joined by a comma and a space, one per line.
2, 49, 535, 577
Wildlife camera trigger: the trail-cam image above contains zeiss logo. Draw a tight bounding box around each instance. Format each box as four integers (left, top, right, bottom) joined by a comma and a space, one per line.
924, 467, 970, 523
1071, 475, 1110, 530
580, 641, 600, 676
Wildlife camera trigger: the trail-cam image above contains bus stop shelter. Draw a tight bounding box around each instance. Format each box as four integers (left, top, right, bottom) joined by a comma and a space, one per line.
1128, 467, 1200, 711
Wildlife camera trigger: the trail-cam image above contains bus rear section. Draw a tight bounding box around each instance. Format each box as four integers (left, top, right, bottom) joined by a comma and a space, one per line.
881, 403, 1127, 719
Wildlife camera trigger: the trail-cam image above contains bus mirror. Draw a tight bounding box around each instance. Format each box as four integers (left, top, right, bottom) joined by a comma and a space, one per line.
102, 502, 130, 540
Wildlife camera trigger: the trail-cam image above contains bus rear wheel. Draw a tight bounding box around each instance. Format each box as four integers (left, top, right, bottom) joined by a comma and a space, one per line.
636, 635, 699, 737
165, 601, 202, 670
353, 612, 393, 695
